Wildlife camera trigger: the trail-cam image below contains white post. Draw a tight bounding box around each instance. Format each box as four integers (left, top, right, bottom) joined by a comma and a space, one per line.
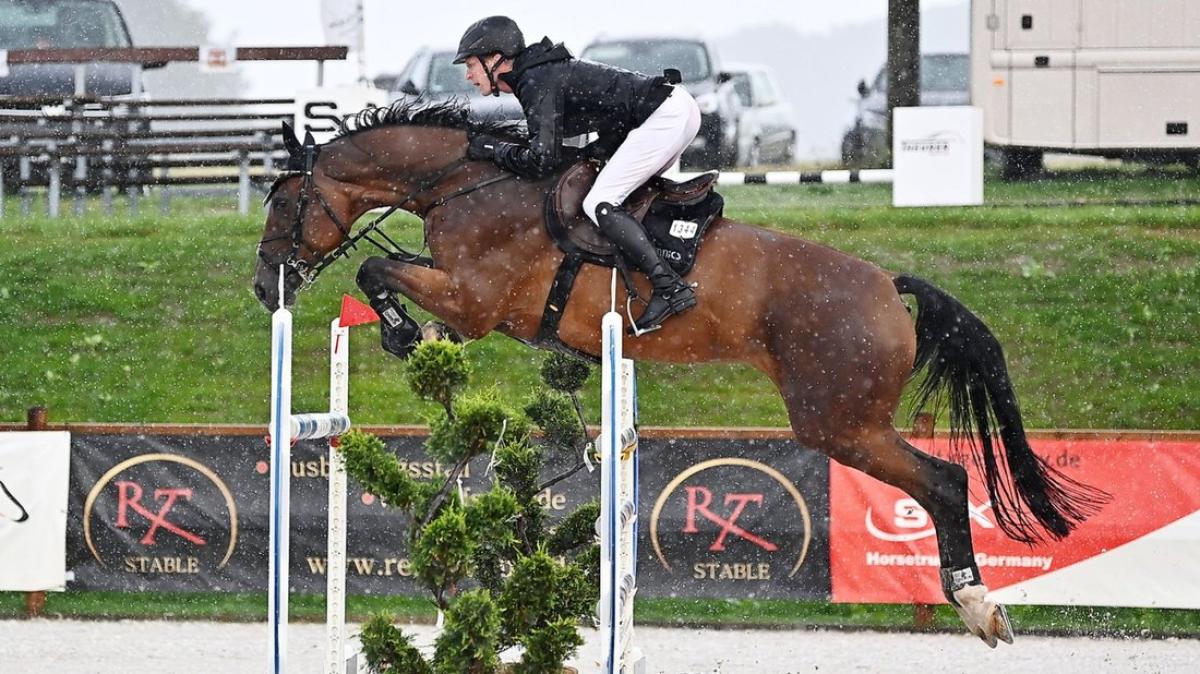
326, 318, 350, 674
268, 306, 293, 674
599, 310, 645, 674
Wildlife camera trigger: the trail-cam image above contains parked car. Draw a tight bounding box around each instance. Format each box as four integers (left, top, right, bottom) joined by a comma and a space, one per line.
373, 47, 524, 123
841, 53, 969, 165
725, 63, 796, 166
0, 0, 158, 97
0, 0, 160, 193
581, 36, 741, 170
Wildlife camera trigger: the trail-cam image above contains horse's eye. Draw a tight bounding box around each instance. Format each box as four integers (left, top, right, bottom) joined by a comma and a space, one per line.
272, 199, 288, 212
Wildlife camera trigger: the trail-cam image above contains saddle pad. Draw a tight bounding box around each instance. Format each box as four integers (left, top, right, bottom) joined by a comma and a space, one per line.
543, 160, 723, 276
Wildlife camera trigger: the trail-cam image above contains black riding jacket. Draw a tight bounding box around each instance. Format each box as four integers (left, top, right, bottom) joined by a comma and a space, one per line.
492, 37, 673, 178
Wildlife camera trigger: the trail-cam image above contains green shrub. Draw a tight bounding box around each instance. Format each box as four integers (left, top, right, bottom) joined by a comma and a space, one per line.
341, 345, 599, 673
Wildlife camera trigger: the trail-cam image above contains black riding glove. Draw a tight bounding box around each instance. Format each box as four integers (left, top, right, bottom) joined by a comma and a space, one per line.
467, 134, 501, 161
582, 137, 620, 162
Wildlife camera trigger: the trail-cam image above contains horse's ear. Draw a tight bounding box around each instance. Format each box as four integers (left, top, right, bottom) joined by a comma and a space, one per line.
303, 130, 316, 146
282, 121, 303, 159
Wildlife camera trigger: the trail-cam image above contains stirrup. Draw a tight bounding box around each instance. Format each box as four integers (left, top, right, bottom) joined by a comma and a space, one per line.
627, 282, 696, 336
626, 296, 658, 337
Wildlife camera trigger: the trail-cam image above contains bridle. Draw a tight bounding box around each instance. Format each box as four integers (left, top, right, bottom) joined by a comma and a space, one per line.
257, 135, 514, 289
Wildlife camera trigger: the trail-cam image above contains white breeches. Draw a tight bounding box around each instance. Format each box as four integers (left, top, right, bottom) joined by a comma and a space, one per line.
582, 86, 702, 225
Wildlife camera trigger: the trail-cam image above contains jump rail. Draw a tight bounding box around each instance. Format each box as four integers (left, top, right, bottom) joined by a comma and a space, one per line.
674, 168, 895, 185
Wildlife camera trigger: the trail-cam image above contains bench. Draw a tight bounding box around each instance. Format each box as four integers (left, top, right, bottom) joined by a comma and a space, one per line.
1, 97, 295, 216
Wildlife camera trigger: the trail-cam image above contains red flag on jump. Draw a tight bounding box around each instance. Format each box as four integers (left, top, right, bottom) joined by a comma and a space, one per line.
338, 294, 379, 328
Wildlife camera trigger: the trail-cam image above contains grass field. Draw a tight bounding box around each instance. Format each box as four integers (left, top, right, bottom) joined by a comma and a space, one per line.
1, 169, 1196, 429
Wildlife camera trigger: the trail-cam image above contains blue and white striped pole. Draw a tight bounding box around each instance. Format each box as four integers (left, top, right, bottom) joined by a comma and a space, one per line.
268, 300, 293, 674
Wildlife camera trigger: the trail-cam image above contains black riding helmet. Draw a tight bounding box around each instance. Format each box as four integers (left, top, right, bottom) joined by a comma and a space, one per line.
452, 16, 526, 64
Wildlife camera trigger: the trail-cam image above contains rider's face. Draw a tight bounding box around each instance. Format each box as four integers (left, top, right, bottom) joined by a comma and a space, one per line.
464, 54, 503, 96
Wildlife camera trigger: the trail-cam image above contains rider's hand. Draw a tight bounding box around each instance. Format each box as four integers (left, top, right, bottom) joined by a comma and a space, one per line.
581, 139, 609, 161
467, 134, 500, 161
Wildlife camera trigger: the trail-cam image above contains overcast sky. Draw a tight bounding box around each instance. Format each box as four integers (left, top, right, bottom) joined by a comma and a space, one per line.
182, 0, 966, 92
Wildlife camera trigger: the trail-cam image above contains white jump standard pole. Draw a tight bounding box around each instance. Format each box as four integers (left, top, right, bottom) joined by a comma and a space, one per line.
325, 317, 350, 674
598, 269, 646, 674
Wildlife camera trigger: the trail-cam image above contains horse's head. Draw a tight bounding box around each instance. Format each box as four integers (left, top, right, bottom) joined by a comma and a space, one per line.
252, 122, 356, 310
252, 100, 523, 311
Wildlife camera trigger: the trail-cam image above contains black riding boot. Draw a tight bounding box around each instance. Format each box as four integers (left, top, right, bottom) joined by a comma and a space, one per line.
368, 293, 422, 359
595, 202, 696, 334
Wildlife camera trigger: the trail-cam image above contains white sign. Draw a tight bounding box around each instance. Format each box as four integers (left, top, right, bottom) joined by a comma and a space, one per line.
294, 85, 390, 144
198, 45, 237, 74
321, 0, 365, 52
892, 106, 983, 207
0, 49, 9, 78
0, 432, 70, 591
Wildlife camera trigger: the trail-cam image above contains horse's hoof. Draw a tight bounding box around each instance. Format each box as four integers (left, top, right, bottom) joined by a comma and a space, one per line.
420, 321, 461, 343
950, 584, 1014, 648
992, 602, 1015, 645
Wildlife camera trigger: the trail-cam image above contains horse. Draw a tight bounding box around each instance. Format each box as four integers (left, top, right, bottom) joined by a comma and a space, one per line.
252, 100, 1107, 647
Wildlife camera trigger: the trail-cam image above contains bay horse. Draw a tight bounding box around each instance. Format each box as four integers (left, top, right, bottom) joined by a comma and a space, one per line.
252, 100, 1106, 647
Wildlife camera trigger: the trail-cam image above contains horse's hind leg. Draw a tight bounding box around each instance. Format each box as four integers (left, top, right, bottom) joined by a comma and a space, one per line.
874, 432, 1014, 647
768, 265, 1012, 644
787, 401, 1014, 646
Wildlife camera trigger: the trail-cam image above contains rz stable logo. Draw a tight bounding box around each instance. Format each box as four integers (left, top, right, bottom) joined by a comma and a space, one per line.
650, 458, 813, 579
82, 453, 238, 570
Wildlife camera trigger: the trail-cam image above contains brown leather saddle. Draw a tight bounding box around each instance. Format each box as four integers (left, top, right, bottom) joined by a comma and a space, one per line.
531, 160, 723, 361
543, 160, 719, 267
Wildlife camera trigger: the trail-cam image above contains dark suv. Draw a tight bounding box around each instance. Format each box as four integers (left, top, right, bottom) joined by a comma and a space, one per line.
840, 53, 969, 166
0, 0, 158, 193
581, 36, 741, 170
0, 0, 148, 97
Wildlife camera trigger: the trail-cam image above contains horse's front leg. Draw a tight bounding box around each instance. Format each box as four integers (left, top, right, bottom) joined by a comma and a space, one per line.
356, 256, 497, 355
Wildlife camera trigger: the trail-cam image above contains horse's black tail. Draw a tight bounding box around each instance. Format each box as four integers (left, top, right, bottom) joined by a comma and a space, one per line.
894, 274, 1110, 544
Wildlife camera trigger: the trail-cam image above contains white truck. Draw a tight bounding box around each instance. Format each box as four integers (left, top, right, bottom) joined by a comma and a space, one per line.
971, 0, 1200, 177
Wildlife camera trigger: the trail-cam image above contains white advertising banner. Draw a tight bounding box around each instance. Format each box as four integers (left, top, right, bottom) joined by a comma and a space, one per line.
892, 106, 983, 207
294, 85, 389, 144
0, 431, 70, 591
320, 0, 365, 52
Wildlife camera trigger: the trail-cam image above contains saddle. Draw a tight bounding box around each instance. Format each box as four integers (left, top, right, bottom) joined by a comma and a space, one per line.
532, 160, 724, 361
543, 160, 723, 276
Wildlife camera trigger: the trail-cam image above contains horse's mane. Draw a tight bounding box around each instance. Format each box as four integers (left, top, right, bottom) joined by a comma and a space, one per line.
334, 97, 526, 143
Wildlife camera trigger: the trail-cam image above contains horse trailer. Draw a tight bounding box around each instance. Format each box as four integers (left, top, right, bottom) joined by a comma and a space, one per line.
970, 0, 1200, 177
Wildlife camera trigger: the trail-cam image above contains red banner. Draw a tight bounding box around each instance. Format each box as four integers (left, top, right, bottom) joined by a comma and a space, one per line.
830, 438, 1200, 607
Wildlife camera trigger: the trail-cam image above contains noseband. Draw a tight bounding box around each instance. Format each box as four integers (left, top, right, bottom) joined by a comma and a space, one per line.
257, 137, 513, 289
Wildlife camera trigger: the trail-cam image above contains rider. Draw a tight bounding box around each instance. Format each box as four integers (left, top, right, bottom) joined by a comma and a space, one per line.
454, 16, 702, 334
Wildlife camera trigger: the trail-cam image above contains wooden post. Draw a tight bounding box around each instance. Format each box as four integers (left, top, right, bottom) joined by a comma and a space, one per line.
24, 406, 49, 618
886, 0, 921, 164
912, 411, 935, 629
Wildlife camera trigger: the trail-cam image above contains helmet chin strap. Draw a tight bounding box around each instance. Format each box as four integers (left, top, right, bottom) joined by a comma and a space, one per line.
481, 55, 506, 97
